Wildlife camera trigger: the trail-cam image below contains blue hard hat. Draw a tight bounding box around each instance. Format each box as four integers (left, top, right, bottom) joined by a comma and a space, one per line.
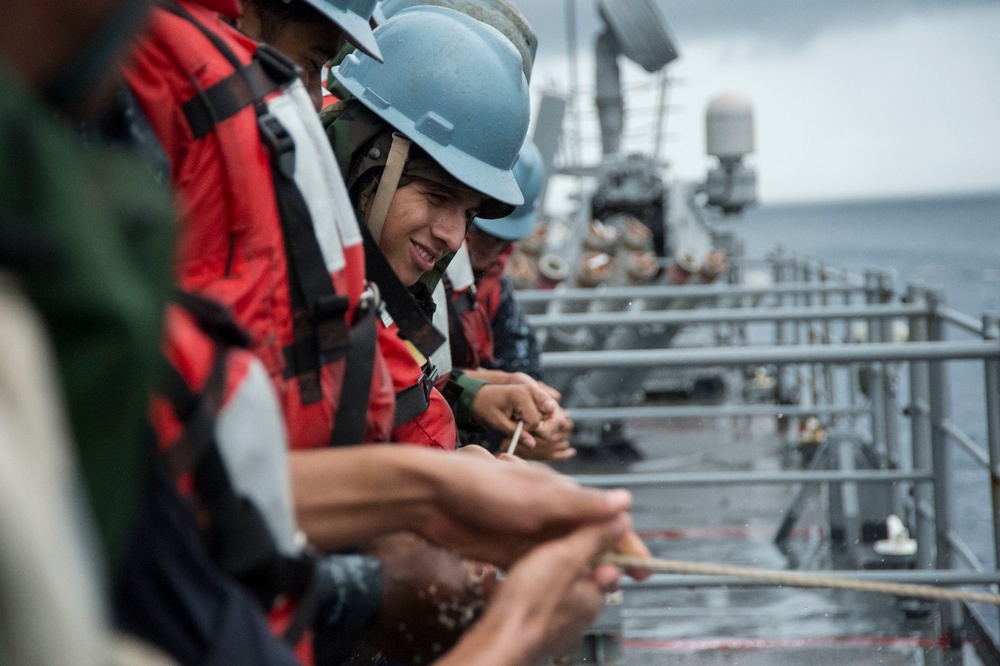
377, 0, 537, 82
473, 138, 545, 240
332, 5, 530, 212
303, 0, 383, 62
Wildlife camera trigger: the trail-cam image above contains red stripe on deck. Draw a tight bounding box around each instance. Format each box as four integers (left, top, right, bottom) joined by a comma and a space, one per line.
624, 635, 951, 651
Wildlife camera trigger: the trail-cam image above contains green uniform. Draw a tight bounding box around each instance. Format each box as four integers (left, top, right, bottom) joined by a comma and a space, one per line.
0, 68, 175, 574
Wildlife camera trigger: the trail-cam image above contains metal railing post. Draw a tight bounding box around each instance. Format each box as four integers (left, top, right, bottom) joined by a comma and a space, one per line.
981, 313, 1000, 644
982, 315, 1000, 572
772, 248, 786, 399
907, 284, 936, 570
879, 272, 902, 475
927, 289, 961, 641
868, 271, 889, 464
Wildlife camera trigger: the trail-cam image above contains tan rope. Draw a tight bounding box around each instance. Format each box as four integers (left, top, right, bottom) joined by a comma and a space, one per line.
605, 554, 1000, 606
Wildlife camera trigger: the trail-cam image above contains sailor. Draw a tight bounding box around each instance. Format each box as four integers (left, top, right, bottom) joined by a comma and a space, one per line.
323, 6, 548, 451
123, 0, 396, 454
456, 138, 577, 461
232, 0, 379, 111
120, 0, 398, 660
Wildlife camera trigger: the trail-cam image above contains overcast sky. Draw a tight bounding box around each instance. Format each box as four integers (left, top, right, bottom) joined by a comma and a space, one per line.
515, 1, 1000, 204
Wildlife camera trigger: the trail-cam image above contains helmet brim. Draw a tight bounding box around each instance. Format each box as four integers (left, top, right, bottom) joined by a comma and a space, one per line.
473, 205, 536, 239
313, 5, 384, 63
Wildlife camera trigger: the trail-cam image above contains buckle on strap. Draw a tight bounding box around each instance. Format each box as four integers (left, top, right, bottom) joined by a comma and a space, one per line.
258, 112, 294, 155
391, 361, 440, 428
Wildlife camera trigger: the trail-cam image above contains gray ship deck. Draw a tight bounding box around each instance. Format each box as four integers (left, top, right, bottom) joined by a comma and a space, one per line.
556, 410, 985, 665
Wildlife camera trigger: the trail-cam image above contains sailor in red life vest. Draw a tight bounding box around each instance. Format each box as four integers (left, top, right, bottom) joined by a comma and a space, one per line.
458, 138, 577, 461
323, 6, 549, 451
123, 0, 395, 453
122, 0, 398, 660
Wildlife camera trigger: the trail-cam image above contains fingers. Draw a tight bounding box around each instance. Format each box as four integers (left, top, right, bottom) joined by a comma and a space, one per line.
615, 530, 652, 581
591, 562, 623, 592
537, 380, 562, 401
494, 452, 529, 465
528, 383, 557, 416
503, 386, 542, 430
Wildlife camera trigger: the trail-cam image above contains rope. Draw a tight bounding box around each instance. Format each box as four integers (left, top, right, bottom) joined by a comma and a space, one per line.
604, 555, 1000, 606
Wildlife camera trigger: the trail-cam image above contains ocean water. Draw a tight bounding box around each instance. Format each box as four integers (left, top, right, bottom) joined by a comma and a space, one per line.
720, 191, 1000, 565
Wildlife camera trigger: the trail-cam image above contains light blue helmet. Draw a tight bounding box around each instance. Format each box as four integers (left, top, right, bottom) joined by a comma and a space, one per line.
303, 0, 383, 62
377, 0, 537, 82
473, 138, 545, 240
332, 5, 531, 213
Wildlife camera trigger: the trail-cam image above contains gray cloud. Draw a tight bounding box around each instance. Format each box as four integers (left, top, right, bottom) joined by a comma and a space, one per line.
516, 0, 997, 55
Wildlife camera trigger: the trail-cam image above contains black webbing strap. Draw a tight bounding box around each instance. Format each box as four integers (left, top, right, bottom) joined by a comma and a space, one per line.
445, 290, 471, 371
329, 297, 378, 445
449, 287, 478, 315
359, 221, 445, 358
160, 0, 298, 140
392, 371, 435, 428
173, 288, 252, 348
182, 47, 295, 140
260, 112, 351, 411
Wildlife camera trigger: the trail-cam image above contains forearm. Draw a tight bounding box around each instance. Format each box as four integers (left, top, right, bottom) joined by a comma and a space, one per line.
289, 446, 438, 551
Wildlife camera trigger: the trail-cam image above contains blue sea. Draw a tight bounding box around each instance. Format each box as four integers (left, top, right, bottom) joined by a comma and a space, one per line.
722, 191, 1000, 566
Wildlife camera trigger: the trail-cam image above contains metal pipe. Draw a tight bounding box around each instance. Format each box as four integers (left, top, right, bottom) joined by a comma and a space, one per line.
879, 272, 903, 520
941, 419, 991, 470
982, 315, 1000, 586
926, 289, 962, 639
570, 469, 933, 488
936, 304, 986, 335
541, 339, 1000, 370
907, 285, 935, 570
568, 403, 867, 422
515, 280, 868, 305
526, 302, 925, 328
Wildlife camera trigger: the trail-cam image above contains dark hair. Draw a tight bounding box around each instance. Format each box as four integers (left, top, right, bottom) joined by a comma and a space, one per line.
245, 0, 330, 43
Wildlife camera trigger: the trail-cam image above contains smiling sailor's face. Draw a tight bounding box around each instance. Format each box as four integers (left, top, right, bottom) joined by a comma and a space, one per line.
373, 178, 481, 286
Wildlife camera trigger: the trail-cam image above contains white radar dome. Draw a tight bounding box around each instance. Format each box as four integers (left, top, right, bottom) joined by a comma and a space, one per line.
706, 93, 754, 160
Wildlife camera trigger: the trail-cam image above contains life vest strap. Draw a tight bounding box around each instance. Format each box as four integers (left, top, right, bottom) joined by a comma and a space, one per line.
449, 287, 478, 315
182, 44, 297, 140
329, 286, 379, 445
265, 111, 352, 404
392, 363, 439, 428
360, 220, 445, 358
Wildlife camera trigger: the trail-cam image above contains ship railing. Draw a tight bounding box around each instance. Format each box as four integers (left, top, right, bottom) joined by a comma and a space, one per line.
532, 261, 1000, 652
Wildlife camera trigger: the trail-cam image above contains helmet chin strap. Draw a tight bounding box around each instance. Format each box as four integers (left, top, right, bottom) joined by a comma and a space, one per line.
366, 133, 411, 244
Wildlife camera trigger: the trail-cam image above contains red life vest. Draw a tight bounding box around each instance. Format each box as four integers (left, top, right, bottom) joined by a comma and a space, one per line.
124, 0, 394, 450
468, 245, 515, 365
378, 316, 457, 450
150, 294, 318, 661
